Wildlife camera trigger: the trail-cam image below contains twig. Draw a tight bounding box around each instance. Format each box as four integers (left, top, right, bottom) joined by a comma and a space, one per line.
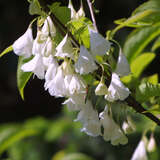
126, 95, 160, 126
86, 0, 98, 32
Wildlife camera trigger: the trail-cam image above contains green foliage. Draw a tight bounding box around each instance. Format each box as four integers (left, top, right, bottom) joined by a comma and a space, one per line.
136, 82, 160, 103
0, 46, 13, 58
68, 17, 92, 48
0, 125, 38, 155
58, 153, 94, 160
28, 0, 44, 16
132, 0, 160, 24
17, 56, 33, 100
130, 52, 155, 78
123, 22, 160, 63
152, 36, 160, 51
49, 3, 71, 25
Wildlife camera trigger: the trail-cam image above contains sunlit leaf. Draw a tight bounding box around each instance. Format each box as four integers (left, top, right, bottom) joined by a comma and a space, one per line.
123, 22, 160, 63
0, 45, 13, 58
17, 56, 33, 100
130, 52, 155, 78
136, 82, 160, 103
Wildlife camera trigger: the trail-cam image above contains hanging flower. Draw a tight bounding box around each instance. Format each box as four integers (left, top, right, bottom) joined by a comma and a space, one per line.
75, 45, 98, 74
114, 49, 130, 76
63, 93, 86, 111
21, 54, 45, 79
32, 30, 47, 56
44, 56, 59, 89
55, 34, 74, 59
76, 0, 85, 18
68, 0, 77, 19
13, 26, 33, 58
99, 106, 128, 145
41, 36, 56, 57
75, 100, 101, 137
89, 28, 111, 57
45, 66, 67, 97
147, 134, 156, 152
131, 137, 148, 160
105, 72, 130, 102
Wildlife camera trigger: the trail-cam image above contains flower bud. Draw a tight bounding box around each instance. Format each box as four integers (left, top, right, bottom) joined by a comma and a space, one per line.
95, 80, 108, 95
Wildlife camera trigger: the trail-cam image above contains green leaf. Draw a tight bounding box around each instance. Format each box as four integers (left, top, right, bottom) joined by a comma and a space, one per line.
17, 56, 33, 100
136, 82, 160, 103
62, 153, 94, 160
147, 74, 158, 85
151, 36, 160, 51
123, 22, 160, 63
0, 45, 13, 58
111, 10, 155, 37
68, 17, 92, 48
49, 3, 71, 25
130, 52, 156, 78
45, 118, 72, 142
132, 0, 160, 24
29, 0, 43, 16
0, 127, 38, 154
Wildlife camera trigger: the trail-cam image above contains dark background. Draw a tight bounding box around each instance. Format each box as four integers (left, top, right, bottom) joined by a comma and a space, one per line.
0, 0, 148, 123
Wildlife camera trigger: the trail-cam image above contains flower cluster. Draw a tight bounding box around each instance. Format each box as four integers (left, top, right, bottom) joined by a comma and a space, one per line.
12, 1, 131, 145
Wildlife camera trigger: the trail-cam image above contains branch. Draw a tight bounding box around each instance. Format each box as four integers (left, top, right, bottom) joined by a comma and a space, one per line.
126, 95, 160, 126
86, 0, 98, 32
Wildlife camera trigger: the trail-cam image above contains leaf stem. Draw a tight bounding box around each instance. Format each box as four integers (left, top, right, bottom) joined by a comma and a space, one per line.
86, 0, 98, 32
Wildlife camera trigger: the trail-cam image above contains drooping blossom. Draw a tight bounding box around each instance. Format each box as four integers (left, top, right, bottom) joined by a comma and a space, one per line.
89, 28, 111, 57
75, 100, 101, 137
115, 49, 130, 76
13, 26, 33, 58
55, 34, 74, 59
99, 105, 128, 145
131, 137, 148, 160
75, 45, 98, 74
105, 72, 130, 102
21, 54, 45, 79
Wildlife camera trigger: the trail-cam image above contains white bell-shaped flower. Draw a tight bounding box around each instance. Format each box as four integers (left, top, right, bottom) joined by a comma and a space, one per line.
41, 36, 56, 57
44, 57, 59, 89
69, 74, 86, 95
115, 49, 130, 76
32, 30, 47, 55
95, 79, 108, 95
21, 54, 45, 79
63, 93, 86, 111
68, 0, 77, 19
89, 28, 111, 57
62, 59, 74, 75
75, 45, 98, 74
46, 66, 67, 97
75, 101, 101, 137
147, 134, 156, 152
99, 106, 128, 145
76, 0, 85, 18
13, 26, 33, 58
55, 34, 74, 59
131, 137, 148, 160
41, 16, 56, 37
43, 55, 57, 70
105, 72, 130, 102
